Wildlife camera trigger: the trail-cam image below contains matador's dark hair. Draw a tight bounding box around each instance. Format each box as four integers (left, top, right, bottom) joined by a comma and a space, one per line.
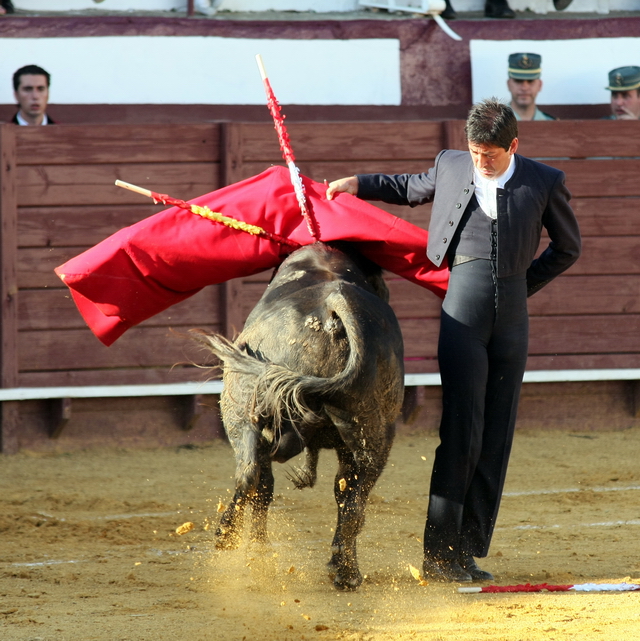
465, 98, 518, 151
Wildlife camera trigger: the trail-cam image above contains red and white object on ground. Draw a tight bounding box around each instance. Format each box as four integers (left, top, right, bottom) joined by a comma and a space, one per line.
459, 582, 640, 594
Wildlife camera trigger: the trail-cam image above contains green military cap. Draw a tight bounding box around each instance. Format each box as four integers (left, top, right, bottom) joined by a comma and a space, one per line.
606, 66, 640, 91
508, 53, 542, 80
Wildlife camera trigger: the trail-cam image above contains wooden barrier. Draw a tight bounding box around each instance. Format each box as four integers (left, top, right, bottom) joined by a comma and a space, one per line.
0, 120, 639, 452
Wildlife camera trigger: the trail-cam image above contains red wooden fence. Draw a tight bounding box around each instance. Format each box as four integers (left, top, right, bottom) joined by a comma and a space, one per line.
1, 120, 638, 452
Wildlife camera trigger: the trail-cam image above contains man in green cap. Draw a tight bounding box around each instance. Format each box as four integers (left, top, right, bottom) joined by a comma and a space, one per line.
507, 53, 556, 121
605, 66, 640, 120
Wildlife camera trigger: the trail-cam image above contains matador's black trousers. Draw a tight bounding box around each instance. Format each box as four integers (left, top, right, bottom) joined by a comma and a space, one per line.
424, 257, 529, 560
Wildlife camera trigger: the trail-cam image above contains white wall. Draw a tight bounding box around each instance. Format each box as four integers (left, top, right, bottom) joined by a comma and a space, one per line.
1, 36, 401, 105
471, 38, 640, 105
455, 0, 640, 12
9, 0, 362, 11
15, 0, 183, 10
11, 0, 640, 12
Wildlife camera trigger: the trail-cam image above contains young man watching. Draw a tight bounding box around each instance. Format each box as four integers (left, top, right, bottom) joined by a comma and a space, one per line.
11, 65, 55, 126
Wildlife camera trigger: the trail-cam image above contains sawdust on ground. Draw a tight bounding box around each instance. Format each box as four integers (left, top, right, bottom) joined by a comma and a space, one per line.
1, 428, 639, 640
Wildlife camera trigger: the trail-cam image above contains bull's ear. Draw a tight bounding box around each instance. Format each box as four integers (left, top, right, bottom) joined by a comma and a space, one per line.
367, 273, 390, 303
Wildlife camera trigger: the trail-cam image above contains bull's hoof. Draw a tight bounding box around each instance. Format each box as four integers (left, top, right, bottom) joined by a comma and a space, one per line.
285, 466, 315, 489
333, 569, 363, 591
327, 556, 362, 591
247, 537, 271, 553
214, 526, 242, 550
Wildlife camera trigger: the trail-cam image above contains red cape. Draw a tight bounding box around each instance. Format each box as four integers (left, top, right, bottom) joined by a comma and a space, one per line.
56, 166, 448, 346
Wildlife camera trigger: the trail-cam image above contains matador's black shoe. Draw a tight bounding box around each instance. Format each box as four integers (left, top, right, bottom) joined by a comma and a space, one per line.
553, 0, 573, 8
459, 554, 494, 581
423, 556, 472, 582
1, 0, 15, 14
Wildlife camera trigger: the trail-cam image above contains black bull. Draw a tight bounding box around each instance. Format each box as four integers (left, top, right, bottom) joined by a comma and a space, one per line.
195, 242, 404, 590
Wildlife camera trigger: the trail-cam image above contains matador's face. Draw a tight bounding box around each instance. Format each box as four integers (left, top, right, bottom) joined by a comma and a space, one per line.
468, 139, 518, 180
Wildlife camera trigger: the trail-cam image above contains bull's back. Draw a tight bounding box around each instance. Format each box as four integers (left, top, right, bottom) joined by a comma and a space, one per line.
241, 278, 403, 396
228, 243, 404, 424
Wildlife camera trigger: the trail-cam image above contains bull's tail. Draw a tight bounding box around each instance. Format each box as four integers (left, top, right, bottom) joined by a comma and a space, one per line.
192, 286, 366, 434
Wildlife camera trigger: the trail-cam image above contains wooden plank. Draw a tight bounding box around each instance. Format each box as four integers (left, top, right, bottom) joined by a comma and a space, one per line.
18, 205, 163, 247
528, 275, 640, 316
49, 397, 72, 438
403, 353, 640, 375
18, 286, 222, 331
403, 358, 440, 374
18, 326, 221, 372
239, 121, 445, 162
0, 125, 18, 389
0, 125, 19, 453
17, 163, 219, 207
443, 120, 467, 151
19, 247, 88, 289
561, 236, 640, 276
543, 159, 640, 198
571, 197, 640, 237
238, 160, 437, 185
632, 381, 640, 418
528, 314, 640, 355
15, 355, 640, 387
398, 314, 640, 363
387, 279, 443, 318
220, 279, 246, 339
218, 122, 248, 339
16, 244, 272, 291
517, 120, 640, 159
18, 366, 219, 388
237, 281, 270, 322
396, 318, 441, 359
525, 353, 640, 371
23, 234, 632, 291
220, 122, 244, 187
0, 401, 20, 454
179, 394, 205, 431
16, 124, 221, 165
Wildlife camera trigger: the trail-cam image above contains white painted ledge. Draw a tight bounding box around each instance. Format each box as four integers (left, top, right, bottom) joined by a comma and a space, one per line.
406, 369, 640, 387
0, 370, 638, 401
0, 381, 224, 401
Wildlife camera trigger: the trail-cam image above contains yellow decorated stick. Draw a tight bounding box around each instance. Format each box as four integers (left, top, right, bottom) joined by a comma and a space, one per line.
115, 180, 301, 249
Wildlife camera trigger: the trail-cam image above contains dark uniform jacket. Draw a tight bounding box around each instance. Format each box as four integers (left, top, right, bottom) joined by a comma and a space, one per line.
10, 113, 56, 125
357, 150, 581, 296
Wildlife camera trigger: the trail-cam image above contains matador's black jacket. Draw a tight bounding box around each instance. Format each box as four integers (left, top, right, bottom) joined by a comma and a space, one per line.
357, 150, 581, 295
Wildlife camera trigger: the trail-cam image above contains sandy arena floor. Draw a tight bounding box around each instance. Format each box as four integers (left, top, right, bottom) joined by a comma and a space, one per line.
1, 428, 639, 640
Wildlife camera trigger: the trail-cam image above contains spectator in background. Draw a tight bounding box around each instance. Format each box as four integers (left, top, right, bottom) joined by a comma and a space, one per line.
605, 66, 640, 120
507, 53, 556, 121
11, 65, 55, 126
441, 0, 572, 20
195, 0, 223, 16
441, 0, 515, 20
0, 1, 15, 15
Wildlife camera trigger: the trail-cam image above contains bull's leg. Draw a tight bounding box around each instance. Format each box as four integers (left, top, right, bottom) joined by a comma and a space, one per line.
215, 489, 247, 550
215, 417, 261, 550
248, 450, 274, 548
327, 447, 380, 590
328, 429, 393, 591
328, 445, 364, 590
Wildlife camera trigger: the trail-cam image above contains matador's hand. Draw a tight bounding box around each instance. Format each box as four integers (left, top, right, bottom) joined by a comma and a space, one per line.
325, 176, 359, 201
